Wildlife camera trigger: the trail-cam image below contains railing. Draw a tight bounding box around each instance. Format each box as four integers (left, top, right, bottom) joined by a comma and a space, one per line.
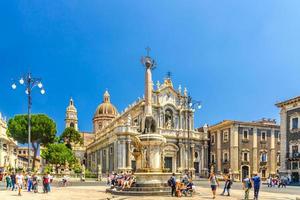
286, 152, 300, 159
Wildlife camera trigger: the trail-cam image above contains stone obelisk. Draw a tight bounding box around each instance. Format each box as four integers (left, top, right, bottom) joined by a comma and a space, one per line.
144, 61, 153, 116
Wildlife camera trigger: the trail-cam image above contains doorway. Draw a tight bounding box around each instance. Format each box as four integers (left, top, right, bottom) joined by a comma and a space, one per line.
242, 166, 249, 179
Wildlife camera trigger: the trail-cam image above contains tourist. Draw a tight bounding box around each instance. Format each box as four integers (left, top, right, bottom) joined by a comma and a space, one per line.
182, 179, 195, 197
42, 173, 50, 193
106, 172, 110, 185
27, 172, 33, 192
221, 174, 232, 196
221, 174, 228, 195
11, 172, 16, 191
182, 173, 189, 185
209, 172, 219, 199
243, 175, 252, 200
32, 173, 39, 193
252, 173, 261, 200
5, 173, 12, 190
168, 173, 176, 197
16, 171, 24, 196
267, 176, 272, 187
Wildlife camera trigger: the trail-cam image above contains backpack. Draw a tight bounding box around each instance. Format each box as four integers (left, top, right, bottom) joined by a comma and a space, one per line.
246, 180, 252, 189
167, 178, 173, 186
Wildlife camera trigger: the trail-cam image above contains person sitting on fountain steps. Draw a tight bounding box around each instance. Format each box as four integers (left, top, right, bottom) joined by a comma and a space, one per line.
168, 173, 176, 197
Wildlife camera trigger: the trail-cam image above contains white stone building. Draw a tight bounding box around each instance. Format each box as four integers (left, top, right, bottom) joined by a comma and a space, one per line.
85, 60, 209, 177
0, 113, 18, 172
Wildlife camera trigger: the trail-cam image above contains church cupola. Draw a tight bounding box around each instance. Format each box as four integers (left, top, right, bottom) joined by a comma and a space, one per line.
93, 90, 118, 133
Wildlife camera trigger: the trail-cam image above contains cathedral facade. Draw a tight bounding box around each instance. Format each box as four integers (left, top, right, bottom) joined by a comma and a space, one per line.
85, 75, 209, 177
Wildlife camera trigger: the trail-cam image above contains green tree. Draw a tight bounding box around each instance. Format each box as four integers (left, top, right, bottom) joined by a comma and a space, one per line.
8, 114, 56, 170
41, 143, 76, 173
60, 127, 83, 149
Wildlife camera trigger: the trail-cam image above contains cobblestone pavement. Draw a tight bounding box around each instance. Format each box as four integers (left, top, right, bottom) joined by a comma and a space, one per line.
1, 184, 300, 200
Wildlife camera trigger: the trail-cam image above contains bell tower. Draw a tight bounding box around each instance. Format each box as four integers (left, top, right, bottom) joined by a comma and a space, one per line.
65, 97, 78, 131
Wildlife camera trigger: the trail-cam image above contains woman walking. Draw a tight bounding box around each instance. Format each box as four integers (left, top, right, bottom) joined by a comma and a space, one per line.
209, 172, 219, 199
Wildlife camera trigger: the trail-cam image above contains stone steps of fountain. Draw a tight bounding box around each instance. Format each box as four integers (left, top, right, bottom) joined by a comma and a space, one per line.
123, 187, 170, 192
106, 188, 171, 196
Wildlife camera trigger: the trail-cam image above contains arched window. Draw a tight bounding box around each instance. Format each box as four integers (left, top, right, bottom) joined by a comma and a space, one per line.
70, 122, 75, 128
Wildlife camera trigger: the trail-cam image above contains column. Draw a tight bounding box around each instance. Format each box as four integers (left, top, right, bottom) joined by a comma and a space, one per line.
252, 127, 258, 174
178, 143, 184, 171
230, 126, 239, 179
106, 148, 109, 172
217, 130, 222, 173
270, 128, 276, 176
126, 140, 131, 169
204, 141, 209, 176
190, 144, 195, 170
280, 108, 287, 173
201, 145, 205, 173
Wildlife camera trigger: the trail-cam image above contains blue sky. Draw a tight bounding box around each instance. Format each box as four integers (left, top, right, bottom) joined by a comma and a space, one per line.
1, 1, 300, 134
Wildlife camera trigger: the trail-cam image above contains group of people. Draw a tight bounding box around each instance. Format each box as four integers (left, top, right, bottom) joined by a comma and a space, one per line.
267, 176, 289, 188
107, 172, 136, 191
168, 173, 195, 197
3, 171, 53, 195
208, 172, 262, 200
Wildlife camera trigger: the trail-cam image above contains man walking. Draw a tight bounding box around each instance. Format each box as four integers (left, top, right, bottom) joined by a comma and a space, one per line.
11, 172, 16, 191
252, 173, 261, 200
243, 175, 252, 200
168, 173, 176, 197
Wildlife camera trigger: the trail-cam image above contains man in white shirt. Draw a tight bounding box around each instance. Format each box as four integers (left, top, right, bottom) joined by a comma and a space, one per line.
16, 172, 24, 196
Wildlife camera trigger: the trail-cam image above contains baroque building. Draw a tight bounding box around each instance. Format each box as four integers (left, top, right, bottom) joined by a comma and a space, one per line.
208, 119, 280, 181
86, 59, 209, 177
0, 113, 18, 173
276, 96, 300, 183
65, 98, 94, 166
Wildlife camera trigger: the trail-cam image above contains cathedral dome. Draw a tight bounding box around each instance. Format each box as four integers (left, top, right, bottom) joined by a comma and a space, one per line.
94, 90, 118, 117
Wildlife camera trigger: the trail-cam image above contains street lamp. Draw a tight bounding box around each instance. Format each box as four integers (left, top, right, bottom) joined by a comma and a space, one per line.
11, 72, 45, 171
182, 94, 201, 178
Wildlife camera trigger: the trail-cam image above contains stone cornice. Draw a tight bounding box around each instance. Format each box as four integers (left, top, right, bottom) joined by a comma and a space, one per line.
276, 96, 300, 108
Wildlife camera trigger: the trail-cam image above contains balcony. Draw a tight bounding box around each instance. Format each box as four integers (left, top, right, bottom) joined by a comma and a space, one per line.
242, 138, 250, 143
287, 152, 300, 160
260, 140, 267, 144
260, 161, 267, 166
290, 128, 300, 133
241, 160, 250, 165
222, 159, 230, 164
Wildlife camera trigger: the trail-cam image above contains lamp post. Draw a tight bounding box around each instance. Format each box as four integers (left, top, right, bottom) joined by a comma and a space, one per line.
183, 95, 201, 178
11, 72, 45, 171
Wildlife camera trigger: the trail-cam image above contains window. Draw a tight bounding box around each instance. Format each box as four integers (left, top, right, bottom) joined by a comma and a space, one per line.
211, 134, 215, 144
243, 130, 249, 139
243, 153, 248, 161
277, 153, 280, 163
261, 169, 266, 178
103, 150, 106, 156
292, 162, 298, 170
70, 122, 75, 128
18, 151, 21, 154
292, 145, 299, 155
277, 132, 281, 142
223, 152, 229, 162
23, 151, 26, 154
3, 144, 7, 151
261, 132, 266, 141
292, 118, 299, 129
261, 152, 267, 162
211, 154, 216, 163
110, 147, 113, 155
223, 131, 229, 143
